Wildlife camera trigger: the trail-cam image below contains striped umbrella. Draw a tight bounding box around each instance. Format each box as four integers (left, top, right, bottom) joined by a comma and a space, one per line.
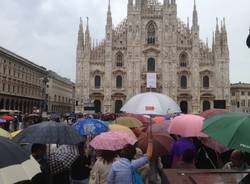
0, 137, 41, 184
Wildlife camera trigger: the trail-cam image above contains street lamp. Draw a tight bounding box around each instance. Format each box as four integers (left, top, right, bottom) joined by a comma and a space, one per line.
247, 27, 250, 49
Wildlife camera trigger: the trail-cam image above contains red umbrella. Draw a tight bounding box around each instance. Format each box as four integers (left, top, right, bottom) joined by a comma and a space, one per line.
152, 116, 165, 124
137, 131, 174, 158
200, 109, 228, 119
1, 115, 14, 121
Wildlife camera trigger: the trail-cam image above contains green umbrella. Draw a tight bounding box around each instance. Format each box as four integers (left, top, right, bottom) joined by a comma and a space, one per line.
112, 117, 143, 128
202, 112, 250, 152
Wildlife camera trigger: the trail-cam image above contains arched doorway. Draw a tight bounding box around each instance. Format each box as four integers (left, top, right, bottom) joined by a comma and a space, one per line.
203, 101, 211, 112
94, 100, 101, 113
115, 100, 123, 113
180, 101, 188, 114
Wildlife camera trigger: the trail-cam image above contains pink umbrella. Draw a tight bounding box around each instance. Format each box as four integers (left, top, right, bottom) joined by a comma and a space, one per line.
90, 131, 137, 151
168, 114, 208, 137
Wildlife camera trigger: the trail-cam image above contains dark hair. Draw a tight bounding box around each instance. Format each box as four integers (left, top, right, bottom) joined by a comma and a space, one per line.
182, 149, 195, 163
100, 150, 118, 164
31, 144, 46, 153
119, 144, 136, 160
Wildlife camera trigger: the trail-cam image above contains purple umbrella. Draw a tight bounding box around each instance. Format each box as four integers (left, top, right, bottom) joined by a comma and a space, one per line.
170, 138, 196, 168
0, 119, 6, 124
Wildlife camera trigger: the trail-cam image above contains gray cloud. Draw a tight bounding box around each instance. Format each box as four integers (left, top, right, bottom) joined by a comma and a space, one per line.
0, 0, 249, 83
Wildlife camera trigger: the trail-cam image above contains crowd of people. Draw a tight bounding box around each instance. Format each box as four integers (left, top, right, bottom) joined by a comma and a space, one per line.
2, 112, 250, 184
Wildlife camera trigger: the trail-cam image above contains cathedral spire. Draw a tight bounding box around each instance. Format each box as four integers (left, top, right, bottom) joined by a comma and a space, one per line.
106, 0, 112, 40
107, 0, 112, 26
85, 17, 91, 48
78, 17, 84, 46
216, 17, 219, 33
192, 0, 198, 27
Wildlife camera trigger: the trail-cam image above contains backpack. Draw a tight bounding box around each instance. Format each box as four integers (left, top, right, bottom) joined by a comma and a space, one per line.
131, 166, 144, 184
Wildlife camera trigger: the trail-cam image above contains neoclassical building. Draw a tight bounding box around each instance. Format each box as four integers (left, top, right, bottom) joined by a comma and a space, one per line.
75, 0, 230, 114
230, 83, 250, 113
46, 70, 75, 113
0, 46, 47, 114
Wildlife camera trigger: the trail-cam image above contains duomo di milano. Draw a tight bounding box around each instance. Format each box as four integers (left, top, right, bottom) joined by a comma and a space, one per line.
75, 0, 230, 114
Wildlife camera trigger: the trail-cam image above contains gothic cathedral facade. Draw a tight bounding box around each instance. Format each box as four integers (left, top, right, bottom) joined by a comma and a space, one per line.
75, 0, 230, 114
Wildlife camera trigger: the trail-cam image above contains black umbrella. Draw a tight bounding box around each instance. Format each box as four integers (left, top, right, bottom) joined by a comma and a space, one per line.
0, 137, 41, 184
247, 29, 250, 48
14, 121, 83, 145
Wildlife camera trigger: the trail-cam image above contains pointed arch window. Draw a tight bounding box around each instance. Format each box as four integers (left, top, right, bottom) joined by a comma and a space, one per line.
116, 52, 123, 67
180, 76, 187, 89
147, 58, 155, 72
116, 75, 123, 89
95, 75, 101, 89
203, 76, 209, 88
180, 52, 188, 67
147, 21, 156, 45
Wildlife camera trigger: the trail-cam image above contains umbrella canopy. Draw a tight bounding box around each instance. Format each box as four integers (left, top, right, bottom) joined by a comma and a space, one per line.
112, 117, 143, 128
0, 128, 11, 139
90, 131, 137, 151
27, 114, 40, 118
49, 145, 79, 175
14, 121, 83, 145
168, 114, 207, 137
0, 137, 41, 184
120, 113, 151, 126
10, 130, 22, 139
121, 92, 181, 115
109, 124, 136, 138
170, 138, 196, 157
151, 120, 171, 133
0, 119, 6, 124
1, 115, 14, 121
202, 112, 250, 152
199, 137, 228, 154
200, 109, 228, 119
152, 116, 165, 124
137, 131, 174, 158
73, 119, 109, 136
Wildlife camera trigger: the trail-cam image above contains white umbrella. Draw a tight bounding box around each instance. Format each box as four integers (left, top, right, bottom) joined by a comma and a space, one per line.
121, 92, 181, 115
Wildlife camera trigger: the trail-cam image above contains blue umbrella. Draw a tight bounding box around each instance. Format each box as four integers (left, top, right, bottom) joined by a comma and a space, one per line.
73, 119, 109, 136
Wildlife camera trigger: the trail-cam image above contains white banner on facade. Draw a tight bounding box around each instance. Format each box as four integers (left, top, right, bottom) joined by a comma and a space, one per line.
147, 73, 157, 88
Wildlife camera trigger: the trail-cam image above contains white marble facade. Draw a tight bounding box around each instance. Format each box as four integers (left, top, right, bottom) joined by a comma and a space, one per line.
75, 0, 230, 114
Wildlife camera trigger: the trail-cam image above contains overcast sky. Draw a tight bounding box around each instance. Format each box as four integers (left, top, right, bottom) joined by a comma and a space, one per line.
0, 0, 249, 83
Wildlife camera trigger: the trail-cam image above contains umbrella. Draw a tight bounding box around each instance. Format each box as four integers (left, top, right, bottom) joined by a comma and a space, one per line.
90, 131, 137, 151
73, 119, 109, 136
152, 116, 165, 124
14, 121, 83, 145
109, 124, 136, 138
121, 113, 151, 126
49, 145, 79, 175
200, 109, 228, 119
0, 128, 11, 139
112, 117, 143, 128
0, 137, 41, 184
0, 119, 6, 124
10, 130, 22, 138
199, 137, 228, 154
168, 114, 207, 137
1, 115, 14, 121
137, 131, 174, 158
27, 114, 40, 118
151, 120, 171, 132
121, 92, 181, 115
202, 112, 250, 152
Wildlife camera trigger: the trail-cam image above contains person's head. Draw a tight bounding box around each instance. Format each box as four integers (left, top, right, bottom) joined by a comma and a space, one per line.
100, 150, 118, 164
119, 144, 136, 160
182, 149, 196, 164
31, 144, 47, 159
230, 150, 245, 168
